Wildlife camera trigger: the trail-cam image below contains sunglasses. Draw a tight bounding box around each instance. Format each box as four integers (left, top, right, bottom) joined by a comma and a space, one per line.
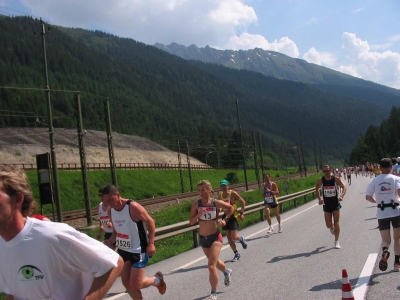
323, 170, 330, 173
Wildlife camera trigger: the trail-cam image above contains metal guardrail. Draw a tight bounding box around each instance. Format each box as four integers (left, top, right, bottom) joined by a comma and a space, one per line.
154, 187, 316, 247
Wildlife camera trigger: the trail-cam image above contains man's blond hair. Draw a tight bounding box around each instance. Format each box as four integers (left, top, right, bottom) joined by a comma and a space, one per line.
0, 166, 37, 217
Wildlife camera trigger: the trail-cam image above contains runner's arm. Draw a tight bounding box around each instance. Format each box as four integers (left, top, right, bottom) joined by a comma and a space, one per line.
316, 178, 323, 202
335, 177, 347, 199
232, 191, 246, 213
271, 182, 280, 196
189, 201, 203, 225
215, 199, 234, 219
131, 202, 156, 246
104, 209, 116, 247
84, 256, 124, 300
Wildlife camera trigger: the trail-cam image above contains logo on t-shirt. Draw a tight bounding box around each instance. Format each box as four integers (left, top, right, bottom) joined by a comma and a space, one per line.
380, 185, 391, 191
18, 265, 44, 281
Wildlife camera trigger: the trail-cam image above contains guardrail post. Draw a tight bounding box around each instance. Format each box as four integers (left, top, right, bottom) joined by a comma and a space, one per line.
304, 195, 307, 203
260, 209, 264, 221
193, 229, 199, 248
294, 198, 297, 208
279, 203, 283, 214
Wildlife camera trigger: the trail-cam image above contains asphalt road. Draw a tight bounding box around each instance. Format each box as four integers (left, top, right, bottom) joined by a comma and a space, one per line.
104, 174, 399, 300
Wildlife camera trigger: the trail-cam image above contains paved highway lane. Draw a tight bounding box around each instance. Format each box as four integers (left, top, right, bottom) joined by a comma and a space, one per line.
104, 174, 399, 300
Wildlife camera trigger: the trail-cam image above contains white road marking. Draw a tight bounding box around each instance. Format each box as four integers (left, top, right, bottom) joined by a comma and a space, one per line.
106, 292, 128, 300
353, 253, 378, 300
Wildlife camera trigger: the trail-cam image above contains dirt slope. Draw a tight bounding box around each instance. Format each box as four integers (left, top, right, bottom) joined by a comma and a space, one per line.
0, 128, 205, 165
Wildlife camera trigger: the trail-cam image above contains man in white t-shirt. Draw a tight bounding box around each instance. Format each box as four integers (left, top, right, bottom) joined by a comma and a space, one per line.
0, 166, 123, 300
366, 158, 400, 272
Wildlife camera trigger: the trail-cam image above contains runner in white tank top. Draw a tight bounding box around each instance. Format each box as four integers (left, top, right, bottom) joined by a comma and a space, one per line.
102, 184, 167, 299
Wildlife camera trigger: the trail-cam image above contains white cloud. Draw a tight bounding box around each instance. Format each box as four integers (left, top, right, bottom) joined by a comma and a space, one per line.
303, 47, 337, 68
227, 33, 300, 57
208, 1, 257, 26
19, 0, 258, 48
303, 32, 400, 89
388, 34, 400, 43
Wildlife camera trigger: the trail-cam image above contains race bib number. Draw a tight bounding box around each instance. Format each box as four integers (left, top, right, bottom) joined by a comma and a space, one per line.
116, 233, 131, 249
199, 207, 217, 220
323, 186, 336, 197
264, 196, 274, 204
100, 216, 110, 227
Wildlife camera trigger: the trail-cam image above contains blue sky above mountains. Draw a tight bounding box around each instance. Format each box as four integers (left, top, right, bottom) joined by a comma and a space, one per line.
1, 0, 399, 89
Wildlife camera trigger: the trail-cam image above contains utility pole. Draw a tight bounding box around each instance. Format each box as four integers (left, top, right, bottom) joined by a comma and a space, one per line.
75, 92, 91, 225
319, 149, 323, 169
257, 132, 265, 179
38, 18, 62, 222
104, 98, 117, 186
296, 143, 303, 177
252, 131, 260, 187
235, 99, 248, 190
313, 139, 318, 173
299, 129, 307, 177
186, 139, 193, 192
177, 140, 184, 193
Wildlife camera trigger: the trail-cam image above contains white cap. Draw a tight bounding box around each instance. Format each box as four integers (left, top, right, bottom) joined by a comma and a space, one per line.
397, 157, 400, 163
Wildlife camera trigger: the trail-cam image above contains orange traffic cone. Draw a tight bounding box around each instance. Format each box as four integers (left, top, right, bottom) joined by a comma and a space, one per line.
342, 269, 355, 300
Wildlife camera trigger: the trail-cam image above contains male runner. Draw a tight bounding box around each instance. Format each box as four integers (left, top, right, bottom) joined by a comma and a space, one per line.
316, 165, 347, 249
366, 158, 400, 271
102, 185, 166, 300
96, 186, 114, 243
218, 179, 247, 262
0, 166, 123, 299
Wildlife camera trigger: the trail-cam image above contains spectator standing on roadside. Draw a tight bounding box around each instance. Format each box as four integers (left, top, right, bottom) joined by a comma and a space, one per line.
0, 166, 123, 300
218, 179, 247, 262
263, 173, 282, 233
366, 158, 400, 271
102, 185, 166, 300
316, 165, 347, 249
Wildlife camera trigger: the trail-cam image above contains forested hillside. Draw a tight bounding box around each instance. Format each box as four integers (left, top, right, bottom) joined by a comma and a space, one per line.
0, 16, 398, 164
349, 106, 400, 165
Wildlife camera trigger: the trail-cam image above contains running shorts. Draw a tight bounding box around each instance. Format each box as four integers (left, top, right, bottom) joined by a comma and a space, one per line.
222, 215, 239, 231
378, 216, 400, 231
323, 201, 341, 213
118, 249, 149, 268
200, 231, 223, 248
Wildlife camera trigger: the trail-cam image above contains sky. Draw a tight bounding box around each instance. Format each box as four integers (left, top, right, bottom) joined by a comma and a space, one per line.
1, 0, 399, 89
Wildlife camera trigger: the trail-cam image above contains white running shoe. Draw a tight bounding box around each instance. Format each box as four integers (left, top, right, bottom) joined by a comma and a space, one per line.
330, 227, 334, 235
267, 226, 274, 233
278, 224, 282, 233
208, 294, 218, 300
224, 269, 232, 286
334, 241, 341, 249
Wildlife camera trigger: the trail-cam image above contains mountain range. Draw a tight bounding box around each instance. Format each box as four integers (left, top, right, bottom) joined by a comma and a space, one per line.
1, 15, 399, 166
